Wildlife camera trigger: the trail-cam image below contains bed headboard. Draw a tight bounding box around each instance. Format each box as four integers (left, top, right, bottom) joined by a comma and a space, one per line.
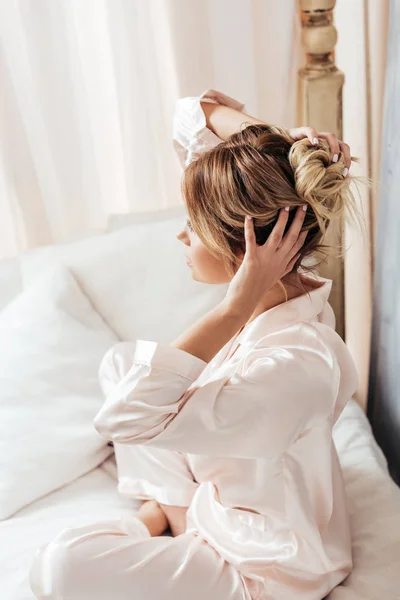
367, 0, 400, 486
299, 0, 400, 484
298, 0, 345, 341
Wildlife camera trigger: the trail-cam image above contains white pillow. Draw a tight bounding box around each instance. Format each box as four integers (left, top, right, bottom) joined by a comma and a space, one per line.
21, 210, 229, 343
0, 266, 118, 519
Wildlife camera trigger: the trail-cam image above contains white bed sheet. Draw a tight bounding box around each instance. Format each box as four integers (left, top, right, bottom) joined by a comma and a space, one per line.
1, 400, 400, 600
0, 460, 140, 600
330, 400, 400, 599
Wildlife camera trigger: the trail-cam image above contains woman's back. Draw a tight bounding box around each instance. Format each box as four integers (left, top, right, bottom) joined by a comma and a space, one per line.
95, 272, 357, 599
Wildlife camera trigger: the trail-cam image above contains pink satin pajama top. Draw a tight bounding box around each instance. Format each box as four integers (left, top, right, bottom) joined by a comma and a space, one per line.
94, 89, 359, 600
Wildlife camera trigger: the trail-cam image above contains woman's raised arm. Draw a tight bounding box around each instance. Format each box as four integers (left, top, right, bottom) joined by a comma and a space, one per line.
172, 88, 250, 169
200, 99, 266, 141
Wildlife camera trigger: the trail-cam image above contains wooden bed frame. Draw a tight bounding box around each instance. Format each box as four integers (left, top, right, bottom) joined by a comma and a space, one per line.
298, 0, 345, 340
300, 1, 400, 485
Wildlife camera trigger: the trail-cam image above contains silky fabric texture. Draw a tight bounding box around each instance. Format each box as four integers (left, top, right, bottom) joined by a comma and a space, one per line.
29, 90, 358, 600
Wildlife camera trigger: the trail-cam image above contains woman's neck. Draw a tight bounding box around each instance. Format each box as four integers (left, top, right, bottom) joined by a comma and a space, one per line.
245, 272, 322, 326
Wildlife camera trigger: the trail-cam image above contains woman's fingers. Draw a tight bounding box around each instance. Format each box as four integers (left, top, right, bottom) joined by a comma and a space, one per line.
289, 126, 352, 171
281, 229, 308, 276
284, 251, 301, 275
302, 127, 319, 145
289, 229, 308, 259
245, 206, 308, 266
276, 205, 307, 255
317, 133, 352, 171
243, 215, 257, 258
268, 207, 290, 248
317, 132, 341, 163
289, 126, 319, 145
318, 133, 352, 172
339, 141, 352, 174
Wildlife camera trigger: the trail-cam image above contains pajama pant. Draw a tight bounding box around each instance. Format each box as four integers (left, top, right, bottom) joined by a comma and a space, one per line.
29, 444, 263, 600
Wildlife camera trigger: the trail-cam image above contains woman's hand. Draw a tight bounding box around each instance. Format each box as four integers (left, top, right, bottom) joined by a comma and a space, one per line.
288, 126, 351, 176
133, 500, 169, 537
224, 206, 308, 318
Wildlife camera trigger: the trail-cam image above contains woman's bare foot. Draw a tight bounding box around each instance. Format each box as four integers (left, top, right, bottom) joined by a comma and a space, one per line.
133, 499, 169, 537
159, 504, 188, 537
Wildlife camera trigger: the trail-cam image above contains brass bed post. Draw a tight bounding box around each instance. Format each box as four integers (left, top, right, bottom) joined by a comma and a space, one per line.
298, 0, 345, 340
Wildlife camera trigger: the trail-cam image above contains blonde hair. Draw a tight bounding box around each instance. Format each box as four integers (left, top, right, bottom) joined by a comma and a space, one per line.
181, 123, 367, 299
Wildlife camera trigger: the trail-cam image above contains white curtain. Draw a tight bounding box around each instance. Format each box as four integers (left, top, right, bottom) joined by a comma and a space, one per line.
335, 0, 390, 410
0, 0, 299, 259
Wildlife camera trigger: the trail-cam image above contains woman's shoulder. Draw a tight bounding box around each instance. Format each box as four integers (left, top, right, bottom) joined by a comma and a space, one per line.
246, 318, 358, 418
250, 318, 337, 364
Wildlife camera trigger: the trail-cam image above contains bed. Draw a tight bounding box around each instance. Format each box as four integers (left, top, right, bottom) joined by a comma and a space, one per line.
0, 206, 399, 599
1, 2, 400, 598
1, 395, 400, 599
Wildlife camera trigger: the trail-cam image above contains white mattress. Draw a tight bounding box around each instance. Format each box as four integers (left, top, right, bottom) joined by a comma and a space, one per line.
1, 399, 400, 600
0, 460, 141, 600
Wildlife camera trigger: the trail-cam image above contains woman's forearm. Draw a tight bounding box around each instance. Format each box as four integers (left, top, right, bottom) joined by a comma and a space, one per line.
170, 299, 249, 365
201, 100, 267, 141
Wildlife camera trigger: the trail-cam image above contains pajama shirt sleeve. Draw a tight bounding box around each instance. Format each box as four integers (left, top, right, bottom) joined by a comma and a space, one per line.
94, 338, 339, 459
172, 88, 246, 170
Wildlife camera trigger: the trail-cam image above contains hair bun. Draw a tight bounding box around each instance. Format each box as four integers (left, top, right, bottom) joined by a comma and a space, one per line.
289, 138, 350, 234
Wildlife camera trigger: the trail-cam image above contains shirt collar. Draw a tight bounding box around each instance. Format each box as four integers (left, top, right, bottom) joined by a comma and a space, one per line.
235, 273, 333, 348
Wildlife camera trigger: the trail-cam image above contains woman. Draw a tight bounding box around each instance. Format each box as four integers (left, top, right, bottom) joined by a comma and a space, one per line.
30, 89, 361, 600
